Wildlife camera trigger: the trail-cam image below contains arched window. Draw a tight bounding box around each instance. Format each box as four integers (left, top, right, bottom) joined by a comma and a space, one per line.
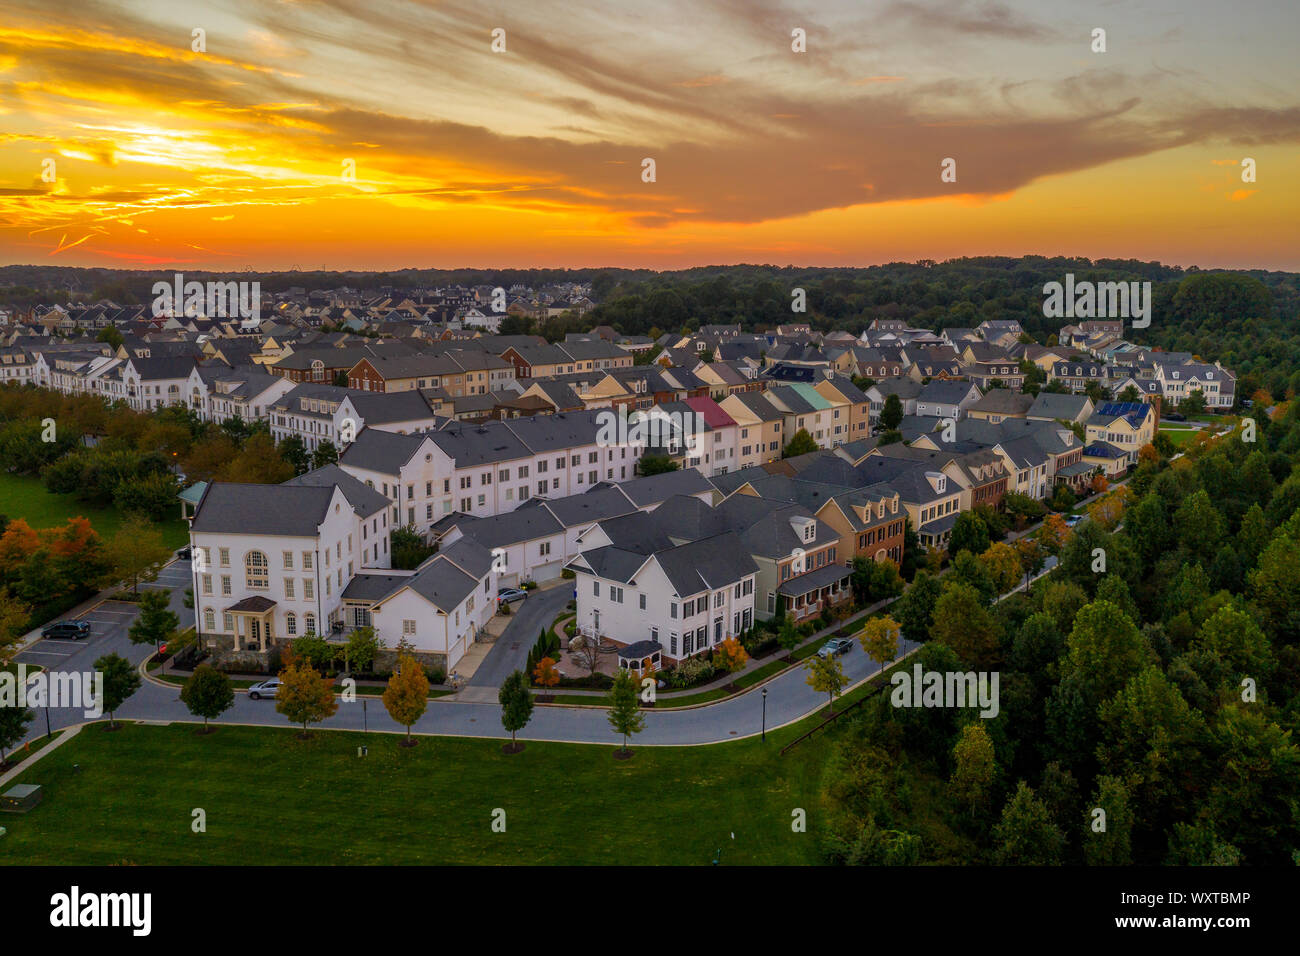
245, 551, 268, 589
304, 613, 316, 634
286, 612, 297, 635
203, 608, 215, 631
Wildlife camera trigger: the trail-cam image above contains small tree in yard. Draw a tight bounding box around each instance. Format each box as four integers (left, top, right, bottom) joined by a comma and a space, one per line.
805, 653, 847, 715
571, 631, 611, 677
382, 652, 429, 746
776, 614, 801, 658
713, 637, 749, 674
857, 615, 901, 674
276, 656, 338, 739
533, 655, 560, 692
606, 668, 645, 757
180, 664, 234, 732
128, 589, 178, 651
95, 652, 140, 730
782, 428, 818, 459
498, 669, 534, 753
344, 625, 381, 674
0, 703, 33, 764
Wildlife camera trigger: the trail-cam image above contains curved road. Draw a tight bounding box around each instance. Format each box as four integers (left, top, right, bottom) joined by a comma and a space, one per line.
20, 626, 920, 748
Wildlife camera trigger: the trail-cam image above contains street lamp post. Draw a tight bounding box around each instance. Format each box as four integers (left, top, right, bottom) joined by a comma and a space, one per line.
761, 687, 767, 742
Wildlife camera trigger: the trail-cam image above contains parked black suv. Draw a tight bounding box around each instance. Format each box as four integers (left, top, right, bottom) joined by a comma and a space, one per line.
41, 620, 90, 640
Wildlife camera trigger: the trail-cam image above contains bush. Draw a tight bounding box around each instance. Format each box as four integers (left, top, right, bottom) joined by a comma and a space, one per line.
561, 568, 576, 580
427, 667, 447, 685
668, 655, 717, 689
557, 672, 614, 690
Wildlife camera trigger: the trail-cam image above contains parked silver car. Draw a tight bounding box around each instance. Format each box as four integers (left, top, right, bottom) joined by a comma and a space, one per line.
247, 678, 281, 700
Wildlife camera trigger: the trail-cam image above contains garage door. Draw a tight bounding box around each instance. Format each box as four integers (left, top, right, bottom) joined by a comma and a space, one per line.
530, 561, 562, 583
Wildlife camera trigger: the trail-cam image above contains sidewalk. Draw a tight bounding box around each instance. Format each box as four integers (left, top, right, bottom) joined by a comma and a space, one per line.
0, 725, 82, 789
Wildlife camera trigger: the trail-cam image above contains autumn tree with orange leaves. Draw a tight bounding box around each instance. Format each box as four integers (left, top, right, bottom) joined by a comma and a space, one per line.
532, 655, 561, 691
713, 637, 749, 674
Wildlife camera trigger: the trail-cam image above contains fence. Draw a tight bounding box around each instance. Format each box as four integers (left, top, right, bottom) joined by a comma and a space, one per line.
779, 675, 889, 756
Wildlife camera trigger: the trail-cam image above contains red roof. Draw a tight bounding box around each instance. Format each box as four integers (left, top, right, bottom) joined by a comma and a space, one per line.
684, 396, 736, 429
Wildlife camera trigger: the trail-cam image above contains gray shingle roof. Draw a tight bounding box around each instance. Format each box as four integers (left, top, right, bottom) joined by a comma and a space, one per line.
338, 427, 429, 474
191, 482, 337, 536
283, 464, 391, 517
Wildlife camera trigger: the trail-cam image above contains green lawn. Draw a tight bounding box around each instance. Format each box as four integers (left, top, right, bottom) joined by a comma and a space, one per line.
0, 684, 880, 865
1158, 425, 1204, 448
0, 472, 189, 549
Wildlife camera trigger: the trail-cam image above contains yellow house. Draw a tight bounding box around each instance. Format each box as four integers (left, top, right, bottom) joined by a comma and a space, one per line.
1084, 401, 1155, 465
719, 391, 786, 468
812, 377, 872, 445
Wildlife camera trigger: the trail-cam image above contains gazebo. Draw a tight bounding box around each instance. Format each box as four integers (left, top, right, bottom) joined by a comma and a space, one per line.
617, 640, 663, 675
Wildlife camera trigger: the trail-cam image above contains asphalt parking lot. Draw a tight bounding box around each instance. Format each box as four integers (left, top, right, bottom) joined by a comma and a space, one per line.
16, 599, 141, 666
142, 559, 193, 591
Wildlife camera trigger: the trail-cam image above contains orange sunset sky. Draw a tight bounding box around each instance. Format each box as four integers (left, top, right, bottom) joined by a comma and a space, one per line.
0, 0, 1297, 271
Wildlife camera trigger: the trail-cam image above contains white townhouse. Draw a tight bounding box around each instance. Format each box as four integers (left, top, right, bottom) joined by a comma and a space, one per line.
333, 390, 444, 443
437, 506, 569, 588
269, 383, 350, 452
337, 409, 646, 535
185, 364, 294, 424
568, 511, 758, 669
188, 471, 393, 658
344, 537, 497, 672
433, 470, 717, 586
118, 355, 199, 411
1157, 362, 1236, 410
0, 347, 35, 385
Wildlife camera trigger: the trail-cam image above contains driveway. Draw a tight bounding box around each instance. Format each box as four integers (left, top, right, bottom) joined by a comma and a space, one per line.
466, 584, 573, 688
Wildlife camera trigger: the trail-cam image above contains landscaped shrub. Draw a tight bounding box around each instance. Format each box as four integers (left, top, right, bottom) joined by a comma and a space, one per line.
668, 655, 716, 689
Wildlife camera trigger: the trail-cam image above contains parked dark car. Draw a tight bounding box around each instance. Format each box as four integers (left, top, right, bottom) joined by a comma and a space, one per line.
42, 620, 90, 640
176, 546, 192, 560
1164, 412, 1186, 421
818, 637, 854, 658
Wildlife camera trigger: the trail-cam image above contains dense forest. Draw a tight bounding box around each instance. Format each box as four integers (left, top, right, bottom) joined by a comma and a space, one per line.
818, 409, 1300, 865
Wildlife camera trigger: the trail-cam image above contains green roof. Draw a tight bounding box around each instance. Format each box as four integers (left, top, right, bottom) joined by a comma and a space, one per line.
177, 481, 209, 505
789, 382, 831, 410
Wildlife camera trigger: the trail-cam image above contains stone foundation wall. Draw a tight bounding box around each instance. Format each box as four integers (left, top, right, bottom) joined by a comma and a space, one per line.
195, 633, 446, 677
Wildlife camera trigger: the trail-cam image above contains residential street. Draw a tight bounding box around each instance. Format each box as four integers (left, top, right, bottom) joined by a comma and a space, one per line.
15, 632, 921, 749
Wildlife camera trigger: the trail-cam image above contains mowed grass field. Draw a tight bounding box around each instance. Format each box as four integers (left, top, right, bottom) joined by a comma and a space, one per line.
0, 699, 864, 865
0, 471, 189, 549
1158, 425, 1206, 448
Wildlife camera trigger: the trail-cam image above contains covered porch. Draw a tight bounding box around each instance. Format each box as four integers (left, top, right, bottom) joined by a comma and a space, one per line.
226, 595, 277, 653
778, 564, 852, 622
